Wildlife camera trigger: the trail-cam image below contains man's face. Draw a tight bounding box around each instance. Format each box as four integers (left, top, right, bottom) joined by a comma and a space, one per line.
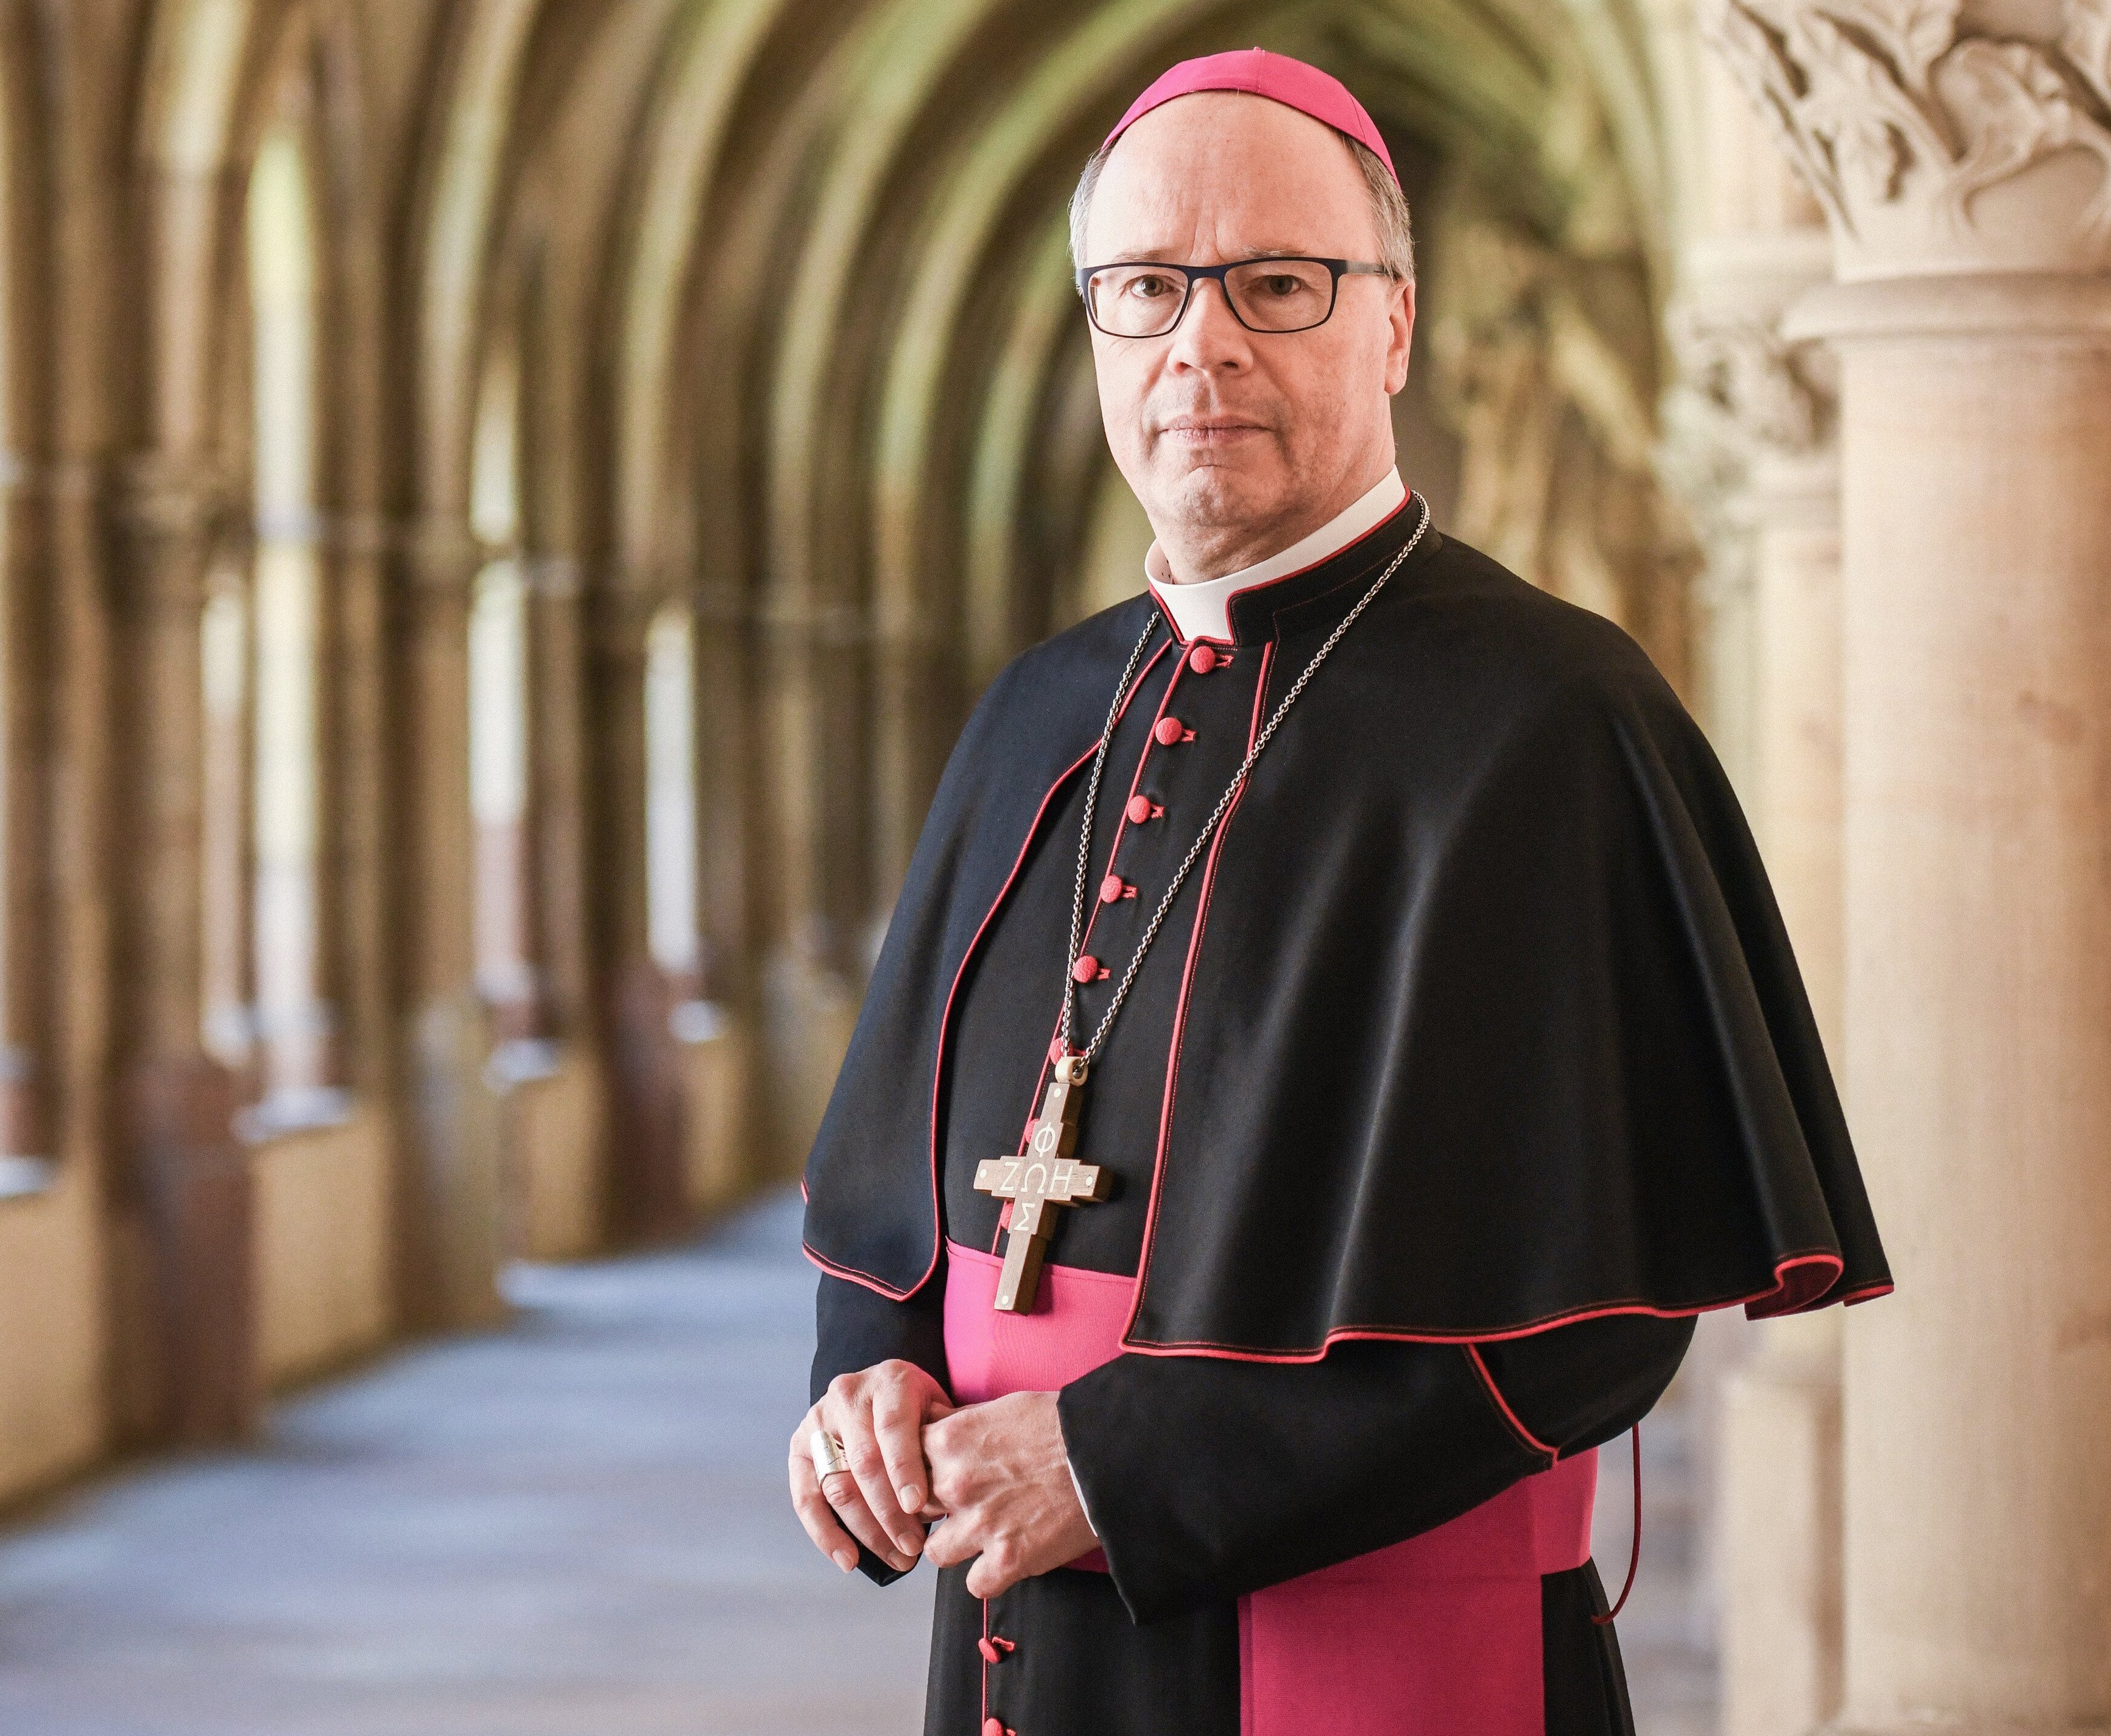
1082, 93, 1414, 557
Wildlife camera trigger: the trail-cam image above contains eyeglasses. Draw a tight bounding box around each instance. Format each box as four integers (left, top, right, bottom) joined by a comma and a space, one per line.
1074, 256, 1394, 338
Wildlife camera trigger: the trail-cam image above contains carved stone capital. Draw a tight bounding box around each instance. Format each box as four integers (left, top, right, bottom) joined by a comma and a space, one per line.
396, 513, 485, 595
1665, 232, 1841, 546
107, 452, 241, 614
1676, 303, 1841, 457
1710, 0, 2111, 275
588, 582, 674, 657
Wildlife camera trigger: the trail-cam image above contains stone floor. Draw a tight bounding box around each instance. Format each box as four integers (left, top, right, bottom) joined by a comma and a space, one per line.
0, 1190, 1716, 1734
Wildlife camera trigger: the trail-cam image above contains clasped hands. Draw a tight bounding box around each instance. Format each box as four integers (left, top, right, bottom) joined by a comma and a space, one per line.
789, 1360, 1098, 1598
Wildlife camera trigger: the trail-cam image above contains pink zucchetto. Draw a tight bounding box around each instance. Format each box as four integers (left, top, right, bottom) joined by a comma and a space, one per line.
1102, 48, 1398, 185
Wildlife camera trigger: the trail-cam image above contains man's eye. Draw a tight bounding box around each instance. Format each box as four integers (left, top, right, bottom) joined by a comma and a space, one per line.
1258, 275, 1305, 298
1125, 274, 1175, 299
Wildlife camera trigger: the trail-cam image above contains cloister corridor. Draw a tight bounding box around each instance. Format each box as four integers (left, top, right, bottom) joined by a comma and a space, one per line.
1, 1, 2103, 1728
0, 1191, 1712, 1735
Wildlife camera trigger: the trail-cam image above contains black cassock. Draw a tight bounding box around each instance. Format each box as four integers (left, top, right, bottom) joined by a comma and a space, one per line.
805, 501, 1890, 1736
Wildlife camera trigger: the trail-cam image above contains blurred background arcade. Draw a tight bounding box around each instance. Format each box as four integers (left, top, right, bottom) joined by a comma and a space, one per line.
0, 1, 2104, 1731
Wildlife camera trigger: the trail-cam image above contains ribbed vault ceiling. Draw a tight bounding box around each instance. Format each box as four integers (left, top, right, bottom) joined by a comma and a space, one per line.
487, 0, 1676, 908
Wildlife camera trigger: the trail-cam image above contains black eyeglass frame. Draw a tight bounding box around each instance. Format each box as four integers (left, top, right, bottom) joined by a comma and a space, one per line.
1073, 255, 1395, 337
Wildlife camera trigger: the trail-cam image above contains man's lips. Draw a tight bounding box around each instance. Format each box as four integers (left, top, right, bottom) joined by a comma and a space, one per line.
1158, 417, 1268, 443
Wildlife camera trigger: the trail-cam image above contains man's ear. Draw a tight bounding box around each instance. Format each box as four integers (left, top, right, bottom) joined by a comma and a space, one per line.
1386, 279, 1416, 397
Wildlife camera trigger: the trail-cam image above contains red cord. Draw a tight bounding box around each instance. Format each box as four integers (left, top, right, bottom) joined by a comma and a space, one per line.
1593, 1424, 1641, 1626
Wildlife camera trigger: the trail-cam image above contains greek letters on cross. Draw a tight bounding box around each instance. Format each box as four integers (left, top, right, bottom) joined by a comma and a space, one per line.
973, 1056, 1110, 1311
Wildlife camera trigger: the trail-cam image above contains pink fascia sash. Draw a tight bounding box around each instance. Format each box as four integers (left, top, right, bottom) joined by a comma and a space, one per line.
943, 1238, 1596, 1736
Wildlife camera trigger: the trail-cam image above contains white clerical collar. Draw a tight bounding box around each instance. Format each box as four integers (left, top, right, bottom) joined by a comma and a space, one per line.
1145, 468, 1408, 643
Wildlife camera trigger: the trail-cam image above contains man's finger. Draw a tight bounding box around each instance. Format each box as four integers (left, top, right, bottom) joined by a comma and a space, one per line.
823, 1469, 918, 1572
922, 1507, 976, 1570
871, 1383, 934, 1514
829, 1394, 924, 1559
964, 1537, 1021, 1600
787, 1444, 859, 1573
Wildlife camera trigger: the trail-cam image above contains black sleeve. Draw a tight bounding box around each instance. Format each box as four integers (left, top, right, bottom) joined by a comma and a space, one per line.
1057, 1311, 1692, 1623
809, 1270, 950, 1404
809, 1269, 951, 1587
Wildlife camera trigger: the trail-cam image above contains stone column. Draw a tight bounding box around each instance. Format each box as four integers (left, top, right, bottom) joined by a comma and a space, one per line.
1672, 40, 1855, 1717
1717, 2, 2111, 1726
525, 552, 587, 1041
689, 578, 757, 1208
390, 515, 503, 1330
752, 601, 859, 1180
587, 579, 685, 1239
0, 457, 55, 1182
869, 612, 956, 944
331, 515, 392, 1101
1679, 183, 1851, 1733
1723, 419, 1851, 1736
107, 456, 256, 1443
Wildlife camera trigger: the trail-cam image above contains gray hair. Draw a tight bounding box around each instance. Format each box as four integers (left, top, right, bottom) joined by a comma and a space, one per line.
1068, 127, 1414, 283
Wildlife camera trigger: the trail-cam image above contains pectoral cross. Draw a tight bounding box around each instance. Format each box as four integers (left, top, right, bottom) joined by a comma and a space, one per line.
973, 1056, 1110, 1312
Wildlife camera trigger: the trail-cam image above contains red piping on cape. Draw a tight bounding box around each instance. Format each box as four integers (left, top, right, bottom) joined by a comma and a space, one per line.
1122, 641, 1276, 1345
1465, 1343, 1557, 1462
1104, 619, 1851, 1355
1116, 1248, 1855, 1361
802, 635, 1172, 1299
1146, 492, 1414, 646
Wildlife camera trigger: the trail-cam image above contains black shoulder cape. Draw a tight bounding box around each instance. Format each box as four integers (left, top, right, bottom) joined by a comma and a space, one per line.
803, 513, 1890, 1355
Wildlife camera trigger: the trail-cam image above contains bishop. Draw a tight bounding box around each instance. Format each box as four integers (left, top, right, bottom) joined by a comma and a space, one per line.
792, 48, 1889, 1736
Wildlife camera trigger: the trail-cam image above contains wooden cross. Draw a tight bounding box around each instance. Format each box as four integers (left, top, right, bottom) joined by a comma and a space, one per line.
973, 1057, 1110, 1312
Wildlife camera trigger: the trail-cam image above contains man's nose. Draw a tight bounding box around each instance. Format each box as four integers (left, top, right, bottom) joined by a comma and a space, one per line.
1166, 276, 1250, 371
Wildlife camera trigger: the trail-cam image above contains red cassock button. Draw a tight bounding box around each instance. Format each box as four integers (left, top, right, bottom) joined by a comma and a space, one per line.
1072, 955, 1101, 984
1099, 874, 1126, 905
1153, 716, 1186, 746
982, 1721, 1004, 1736
1189, 644, 1219, 674
1125, 794, 1155, 824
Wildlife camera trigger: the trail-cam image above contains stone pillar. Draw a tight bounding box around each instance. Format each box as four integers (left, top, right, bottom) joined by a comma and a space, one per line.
690, 579, 757, 1208
0, 457, 55, 1180
1672, 42, 1855, 1720
390, 515, 502, 1330
869, 613, 956, 940
332, 516, 393, 1101
1717, 2, 2111, 1726
753, 602, 859, 1179
107, 457, 255, 1443
1680, 216, 1851, 1736
525, 552, 587, 1040
1725, 428, 1853, 1736
587, 580, 685, 1239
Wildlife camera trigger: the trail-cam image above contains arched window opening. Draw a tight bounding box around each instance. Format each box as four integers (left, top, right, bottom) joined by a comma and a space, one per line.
644, 602, 708, 1039
468, 344, 552, 1074
241, 113, 343, 1132
200, 559, 254, 1073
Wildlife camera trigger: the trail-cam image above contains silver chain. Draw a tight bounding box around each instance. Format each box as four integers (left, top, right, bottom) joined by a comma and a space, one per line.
1059, 493, 1431, 1074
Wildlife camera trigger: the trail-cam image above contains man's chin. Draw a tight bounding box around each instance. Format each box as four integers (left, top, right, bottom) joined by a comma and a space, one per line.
1152, 463, 1288, 531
